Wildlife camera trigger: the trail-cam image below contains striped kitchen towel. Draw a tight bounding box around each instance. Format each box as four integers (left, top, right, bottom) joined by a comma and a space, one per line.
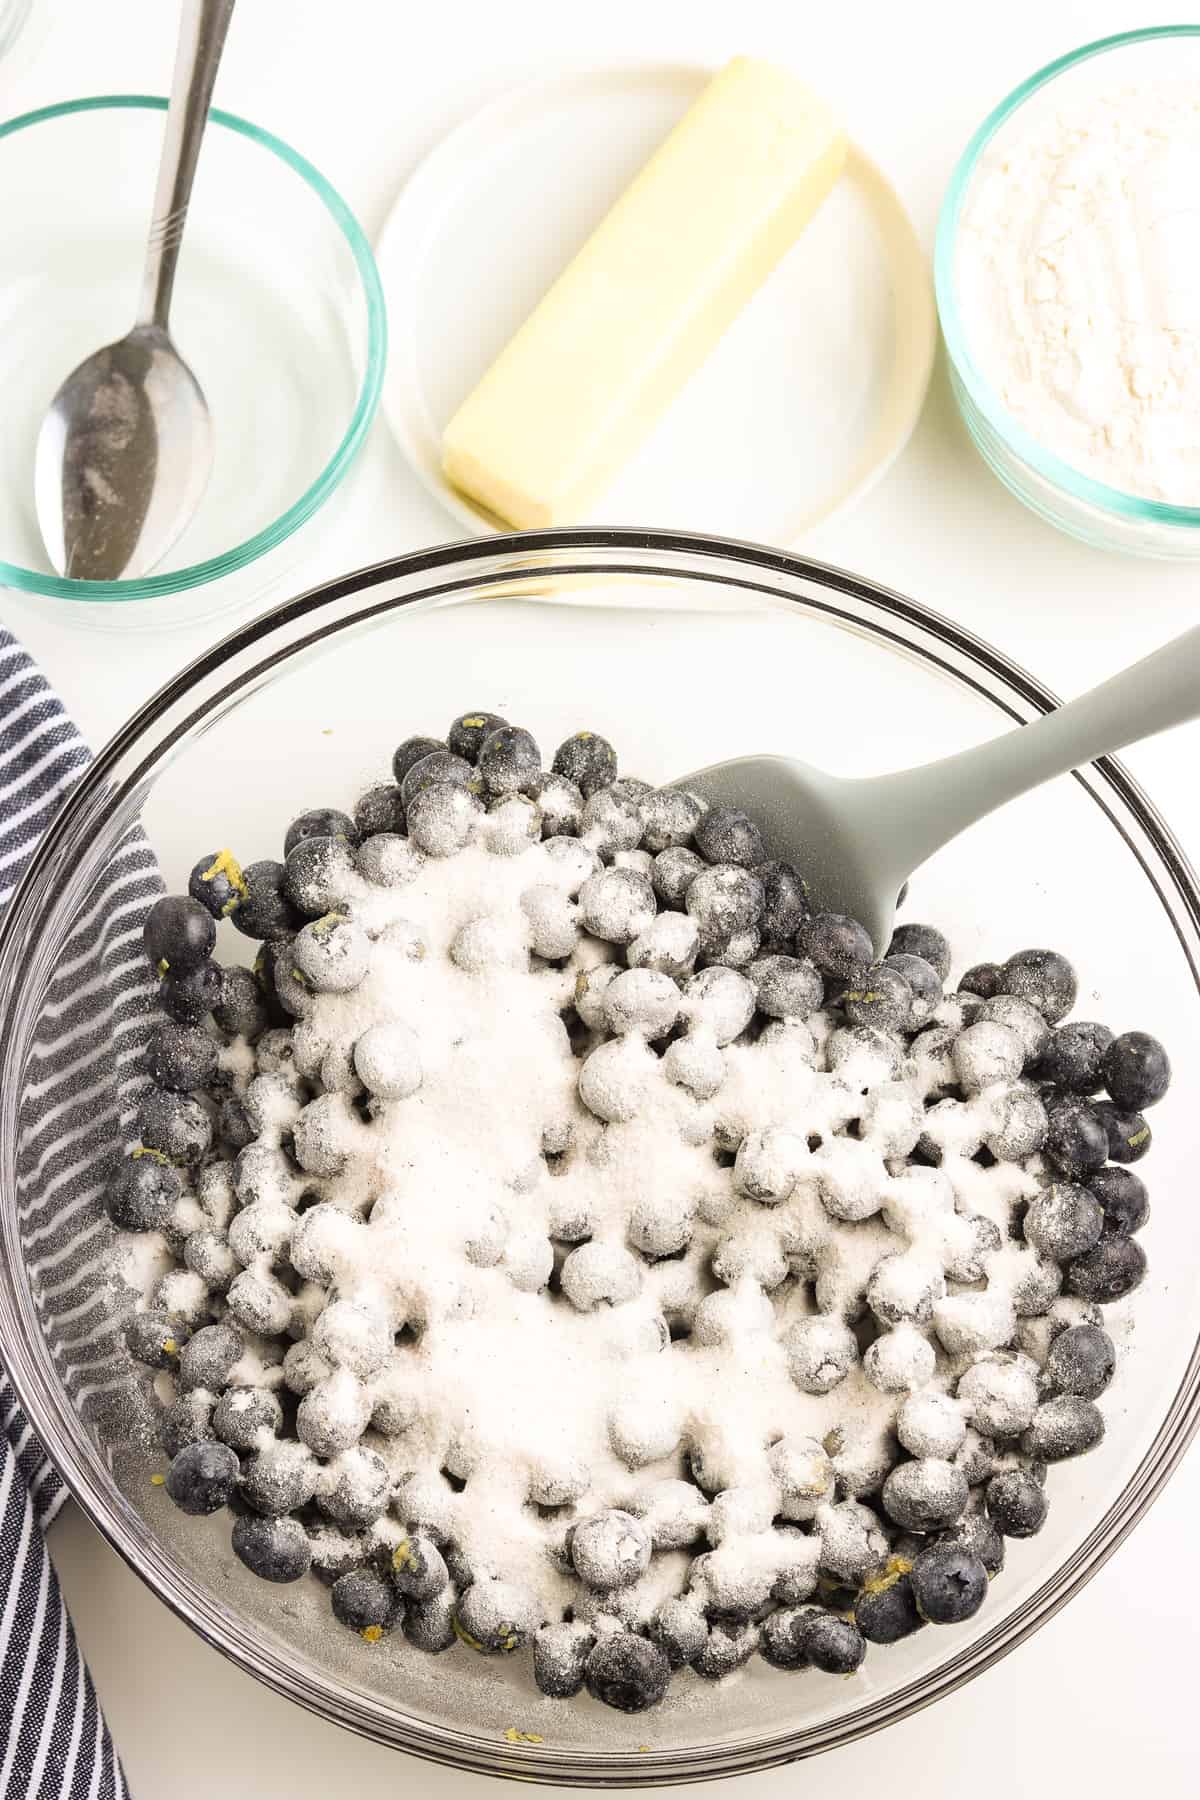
0, 625, 158, 1800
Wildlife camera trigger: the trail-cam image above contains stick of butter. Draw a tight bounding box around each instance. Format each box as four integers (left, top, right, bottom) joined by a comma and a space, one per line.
441, 57, 847, 530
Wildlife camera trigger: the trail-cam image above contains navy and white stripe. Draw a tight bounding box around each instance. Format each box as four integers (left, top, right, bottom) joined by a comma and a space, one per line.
0, 627, 160, 1800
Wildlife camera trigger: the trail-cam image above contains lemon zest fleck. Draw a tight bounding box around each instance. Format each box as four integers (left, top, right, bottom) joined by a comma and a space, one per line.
150, 1473, 166, 1487
502, 1728, 543, 1745
131, 1147, 170, 1165
361, 1625, 384, 1644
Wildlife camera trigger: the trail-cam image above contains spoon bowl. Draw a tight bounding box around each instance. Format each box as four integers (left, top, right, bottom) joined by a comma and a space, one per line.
35, 323, 212, 581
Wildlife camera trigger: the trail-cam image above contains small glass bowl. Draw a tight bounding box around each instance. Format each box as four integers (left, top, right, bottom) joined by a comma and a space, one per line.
936, 26, 1200, 559
0, 96, 386, 624
0, 531, 1198, 1782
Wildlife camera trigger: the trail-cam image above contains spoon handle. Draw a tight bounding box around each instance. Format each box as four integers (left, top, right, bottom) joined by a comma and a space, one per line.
866, 621, 1200, 870
137, 0, 236, 330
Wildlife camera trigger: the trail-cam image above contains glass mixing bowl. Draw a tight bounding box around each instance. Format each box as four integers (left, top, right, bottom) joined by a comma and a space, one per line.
0, 96, 385, 624
936, 26, 1200, 559
0, 530, 1197, 1784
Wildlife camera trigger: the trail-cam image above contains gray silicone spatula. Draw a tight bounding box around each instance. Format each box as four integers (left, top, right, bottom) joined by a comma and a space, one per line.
680, 622, 1200, 954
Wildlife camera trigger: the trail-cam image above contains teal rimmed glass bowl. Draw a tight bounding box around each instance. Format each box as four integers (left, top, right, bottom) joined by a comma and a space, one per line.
936, 26, 1200, 560
0, 95, 386, 622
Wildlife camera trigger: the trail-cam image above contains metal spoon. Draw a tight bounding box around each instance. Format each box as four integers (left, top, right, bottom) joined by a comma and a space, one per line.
35, 0, 235, 581
682, 622, 1200, 954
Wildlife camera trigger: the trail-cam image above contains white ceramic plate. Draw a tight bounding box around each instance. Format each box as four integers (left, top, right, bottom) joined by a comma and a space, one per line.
376, 61, 936, 546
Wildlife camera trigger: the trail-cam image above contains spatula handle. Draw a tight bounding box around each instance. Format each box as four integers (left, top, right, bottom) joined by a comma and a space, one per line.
869, 621, 1200, 871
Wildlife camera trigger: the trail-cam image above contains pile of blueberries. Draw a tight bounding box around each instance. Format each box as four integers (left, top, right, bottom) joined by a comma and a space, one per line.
106, 712, 1169, 1715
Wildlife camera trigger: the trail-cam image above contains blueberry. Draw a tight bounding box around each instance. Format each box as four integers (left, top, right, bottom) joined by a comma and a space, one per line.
759, 1606, 810, 1668
887, 923, 952, 982
240, 1444, 319, 1516
1023, 1182, 1104, 1262
748, 953, 823, 1021
159, 1392, 215, 1460
940, 1509, 1005, 1576
649, 1596, 709, 1668
585, 1632, 670, 1713
652, 846, 706, 907
580, 786, 644, 855
1043, 1100, 1108, 1179
910, 1541, 988, 1624
1102, 1030, 1171, 1111
389, 1531, 450, 1601
165, 1440, 240, 1515
332, 1566, 402, 1637
143, 895, 216, 975
137, 1090, 212, 1165
801, 913, 873, 981
1035, 1021, 1114, 1095
693, 806, 764, 869
185, 851, 245, 924
1044, 1323, 1116, 1398
453, 1579, 538, 1654
1065, 1236, 1147, 1303
353, 784, 406, 838
985, 1470, 1047, 1538
552, 730, 618, 798
693, 1620, 760, 1678
1020, 1395, 1105, 1460
318, 1449, 392, 1529
231, 1514, 312, 1583
882, 1459, 970, 1532
1087, 1166, 1149, 1235
145, 1021, 218, 1092
402, 1590, 458, 1654
477, 724, 541, 797
843, 963, 914, 1033
177, 1323, 243, 1394
883, 953, 943, 1024
800, 1611, 866, 1674
570, 1509, 651, 1590
158, 958, 225, 1026
958, 962, 1004, 1000
282, 837, 358, 916
103, 1155, 181, 1231
532, 771, 584, 838
125, 1309, 188, 1368
637, 789, 704, 854
1090, 1100, 1152, 1164
855, 1573, 923, 1644
212, 1386, 283, 1451
755, 859, 810, 945
1000, 948, 1077, 1023
402, 781, 484, 860
231, 859, 301, 941
448, 712, 508, 762
399, 750, 475, 814
609, 777, 653, 804
212, 965, 269, 1040
391, 735, 446, 786
533, 1621, 597, 1698
685, 864, 764, 951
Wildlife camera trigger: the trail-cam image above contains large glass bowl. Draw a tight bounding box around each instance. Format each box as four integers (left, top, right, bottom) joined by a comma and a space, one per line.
0, 530, 1197, 1784
0, 95, 385, 623
936, 26, 1200, 559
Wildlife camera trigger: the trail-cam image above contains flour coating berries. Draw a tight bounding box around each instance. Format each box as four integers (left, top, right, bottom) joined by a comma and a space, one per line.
114, 711, 1166, 1716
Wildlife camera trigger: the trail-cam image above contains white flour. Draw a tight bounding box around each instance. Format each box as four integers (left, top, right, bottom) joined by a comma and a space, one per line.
133, 834, 1049, 1619
957, 81, 1200, 502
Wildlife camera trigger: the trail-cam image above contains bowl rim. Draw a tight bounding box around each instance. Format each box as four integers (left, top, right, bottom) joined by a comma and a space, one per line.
934, 23, 1200, 530
2, 526, 1200, 1782
0, 93, 388, 603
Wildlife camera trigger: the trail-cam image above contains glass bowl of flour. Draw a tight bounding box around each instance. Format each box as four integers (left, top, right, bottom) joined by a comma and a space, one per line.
1, 530, 1199, 1782
938, 25, 1200, 558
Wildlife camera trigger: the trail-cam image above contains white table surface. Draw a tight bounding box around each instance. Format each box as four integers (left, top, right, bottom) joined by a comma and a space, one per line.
6, 1, 1199, 1794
